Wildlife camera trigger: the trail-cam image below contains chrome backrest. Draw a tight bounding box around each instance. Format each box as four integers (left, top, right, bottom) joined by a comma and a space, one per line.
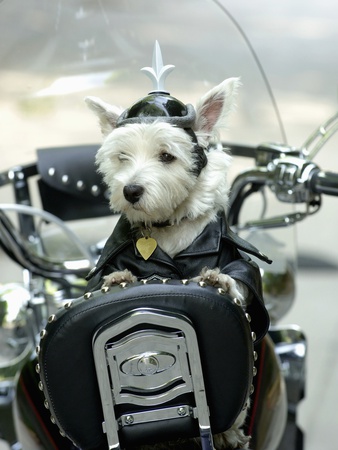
93, 308, 213, 449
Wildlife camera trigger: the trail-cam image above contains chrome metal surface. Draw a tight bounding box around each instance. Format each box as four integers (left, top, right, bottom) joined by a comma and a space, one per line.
93, 308, 214, 450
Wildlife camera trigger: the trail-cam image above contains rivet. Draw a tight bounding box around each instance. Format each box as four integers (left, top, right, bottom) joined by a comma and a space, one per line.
36, 345, 40, 356
250, 385, 255, 395
245, 313, 251, 322
217, 287, 226, 295
234, 298, 242, 306
91, 185, 100, 196
35, 363, 40, 374
253, 351, 258, 361
84, 292, 92, 299
162, 278, 169, 284
125, 415, 134, 425
177, 407, 187, 416
61, 174, 69, 184
141, 279, 148, 284
59, 430, 66, 437
48, 314, 56, 323
119, 282, 128, 288
48, 167, 55, 176
50, 415, 56, 424
253, 366, 257, 377
198, 281, 206, 287
181, 279, 189, 285
251, 331, 256, 342
38, 381, 44, 391
44, 399, 49, 409
76, 180, 85, 190
101, 286, 110, 293
64, 301, 72, 309
40, 329, 47, 339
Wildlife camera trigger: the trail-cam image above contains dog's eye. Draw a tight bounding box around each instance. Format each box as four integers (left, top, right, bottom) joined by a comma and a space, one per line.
159, 152, 176, 164
118, 153, 128, 162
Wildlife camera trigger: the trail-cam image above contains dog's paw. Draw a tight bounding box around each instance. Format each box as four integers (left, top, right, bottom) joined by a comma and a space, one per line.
192, 267, 248, 303
102, 269, 137, 287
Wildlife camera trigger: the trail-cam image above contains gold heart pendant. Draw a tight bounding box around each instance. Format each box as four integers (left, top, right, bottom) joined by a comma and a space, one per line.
136, 237, 157, 260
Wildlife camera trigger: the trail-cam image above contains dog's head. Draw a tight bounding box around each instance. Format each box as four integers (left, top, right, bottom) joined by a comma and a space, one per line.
85, 78, 240, 226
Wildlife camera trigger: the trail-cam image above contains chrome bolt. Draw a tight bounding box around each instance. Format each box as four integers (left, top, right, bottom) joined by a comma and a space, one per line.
101, 286, 110, 294
177, 407, 187, 416
48, 314, 56, 323
125, 415, 134, 425
84, 292, 92, 299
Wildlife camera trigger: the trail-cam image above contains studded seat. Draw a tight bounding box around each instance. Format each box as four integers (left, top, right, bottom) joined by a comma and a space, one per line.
37, 280, 256, 450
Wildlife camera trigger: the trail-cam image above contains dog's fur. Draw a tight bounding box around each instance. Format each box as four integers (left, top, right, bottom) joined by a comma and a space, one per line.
85, 78, 250, 449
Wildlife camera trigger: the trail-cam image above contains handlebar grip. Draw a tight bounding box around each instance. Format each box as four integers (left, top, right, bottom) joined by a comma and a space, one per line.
310, 170, 338, 196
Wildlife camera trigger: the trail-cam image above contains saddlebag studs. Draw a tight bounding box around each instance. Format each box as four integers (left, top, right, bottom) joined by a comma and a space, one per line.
234, 298, 242, 306
162, 278, 169, 283
84, 292, 92, 299
119, 282, 128, 288
141, 279, 148, 284
36, 345, 40, 356
101, 286, 110, 294
38, 381, 44, 391
35, 363, 40, 374
76, 180, 85, 190
48, 167, 55, 177
61, 174, 69, 185
245, 313, 251, 322
198, 281, 206, 287
48, 314, 56, 323
64, 301, 72, 309
217, 287, 226, 295
59, 429, 66, 438
44, 399, 49, 409
253, 351, 258, 361
250, 385, 255, 395
181, 279, 189, 285
40, 329, 47, 339
253, 366, 257, 377
251, 331, 257, 342
50, 415, 56, 424
91, 185, 100, 196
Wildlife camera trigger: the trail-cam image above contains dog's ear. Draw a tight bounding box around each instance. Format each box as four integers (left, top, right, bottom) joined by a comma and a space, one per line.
85, 96, 123, 137
194, 77, 240, 137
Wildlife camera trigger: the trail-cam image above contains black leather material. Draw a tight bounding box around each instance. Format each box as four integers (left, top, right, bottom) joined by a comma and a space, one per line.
37, 145, 112, 221
86, 213, 271, 343
38, 280, 254, 450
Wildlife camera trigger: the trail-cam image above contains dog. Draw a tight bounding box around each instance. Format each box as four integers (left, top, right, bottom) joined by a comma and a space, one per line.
85, 77, 270, 449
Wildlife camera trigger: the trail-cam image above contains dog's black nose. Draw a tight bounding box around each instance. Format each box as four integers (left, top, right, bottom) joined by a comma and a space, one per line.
123, 184, 144, 204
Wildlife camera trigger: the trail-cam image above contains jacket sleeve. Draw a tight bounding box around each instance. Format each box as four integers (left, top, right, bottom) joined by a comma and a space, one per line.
221, 255, 270, 343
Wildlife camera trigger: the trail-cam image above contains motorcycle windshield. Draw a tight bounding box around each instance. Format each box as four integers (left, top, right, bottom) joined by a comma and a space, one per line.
0, 0, 297, 319
0, 0, 284, 168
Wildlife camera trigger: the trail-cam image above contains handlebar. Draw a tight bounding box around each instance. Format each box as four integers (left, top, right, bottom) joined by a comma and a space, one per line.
228, 140, 338, 229
309, 170, 338, 196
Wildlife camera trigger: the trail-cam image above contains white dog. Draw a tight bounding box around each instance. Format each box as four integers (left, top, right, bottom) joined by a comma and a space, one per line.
85, 77, 270, 449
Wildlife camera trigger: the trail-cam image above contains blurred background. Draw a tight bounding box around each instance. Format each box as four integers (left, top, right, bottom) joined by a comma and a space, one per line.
0, 0, 337, 449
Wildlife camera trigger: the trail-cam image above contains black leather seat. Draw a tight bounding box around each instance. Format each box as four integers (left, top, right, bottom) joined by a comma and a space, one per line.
37, 280, 255, 450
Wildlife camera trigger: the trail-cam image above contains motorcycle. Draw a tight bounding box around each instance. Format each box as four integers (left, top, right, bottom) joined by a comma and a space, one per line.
1, 1, 338, 450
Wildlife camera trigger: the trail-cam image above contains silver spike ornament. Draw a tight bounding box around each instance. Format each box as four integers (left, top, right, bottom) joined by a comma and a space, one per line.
141, 40, 175, 93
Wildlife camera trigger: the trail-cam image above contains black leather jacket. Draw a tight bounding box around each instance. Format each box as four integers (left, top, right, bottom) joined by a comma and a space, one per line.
86, 212, 271, 342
